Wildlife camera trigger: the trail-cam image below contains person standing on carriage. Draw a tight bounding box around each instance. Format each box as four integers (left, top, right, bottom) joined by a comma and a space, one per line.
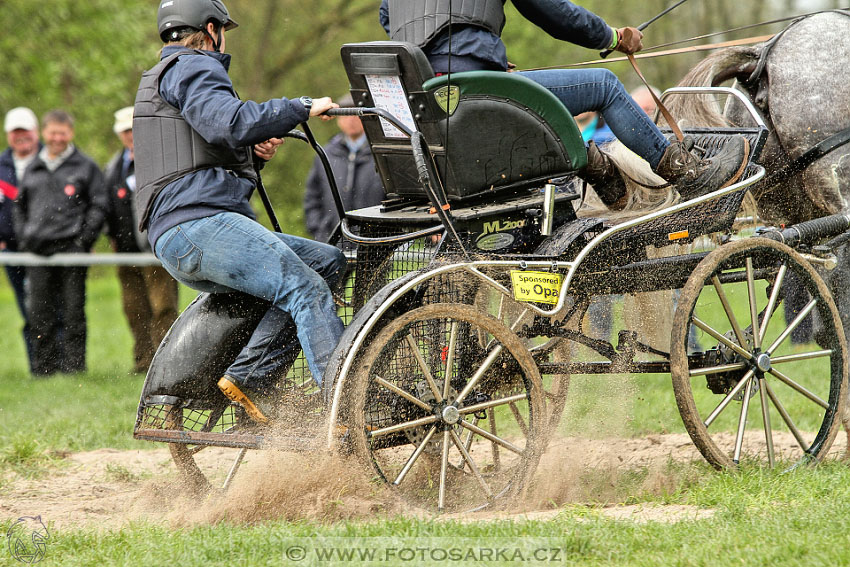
133, 0, 344, 423
379, 0, 751, 208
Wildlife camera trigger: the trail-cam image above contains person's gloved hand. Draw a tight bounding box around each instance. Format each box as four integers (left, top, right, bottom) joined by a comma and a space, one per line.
615, 27, 643, 55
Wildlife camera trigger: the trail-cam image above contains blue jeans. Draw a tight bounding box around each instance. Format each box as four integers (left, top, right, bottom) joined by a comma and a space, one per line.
154, 212, 346, 389
518, 68, 669, 168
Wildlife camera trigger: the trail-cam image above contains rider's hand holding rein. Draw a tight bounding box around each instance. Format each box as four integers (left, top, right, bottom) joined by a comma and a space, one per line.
614, 26, 643, 55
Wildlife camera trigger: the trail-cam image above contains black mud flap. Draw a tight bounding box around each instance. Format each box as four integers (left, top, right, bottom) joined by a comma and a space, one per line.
139, 292, 269, 407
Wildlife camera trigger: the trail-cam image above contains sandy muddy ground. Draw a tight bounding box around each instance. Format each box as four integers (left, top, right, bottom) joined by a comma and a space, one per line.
2, 430, 847, 530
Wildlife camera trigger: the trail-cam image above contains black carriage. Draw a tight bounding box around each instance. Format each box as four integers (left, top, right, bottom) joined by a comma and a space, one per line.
134, 41, 848, 512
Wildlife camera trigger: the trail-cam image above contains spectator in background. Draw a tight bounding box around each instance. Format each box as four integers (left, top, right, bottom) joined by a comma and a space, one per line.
104, 106, 178, 373
13, 110, 107, 376
575, 111, 615, 147
0, 107, 40, 368
303, 94, 384, 243
629, 85, 660, 118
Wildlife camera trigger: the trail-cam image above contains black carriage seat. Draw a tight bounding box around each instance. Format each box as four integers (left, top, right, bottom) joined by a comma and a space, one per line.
340, 42, 587, 203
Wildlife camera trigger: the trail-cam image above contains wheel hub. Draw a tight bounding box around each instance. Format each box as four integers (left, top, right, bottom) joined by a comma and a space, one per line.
755, 353, 772, 373
441, 405, 460, 425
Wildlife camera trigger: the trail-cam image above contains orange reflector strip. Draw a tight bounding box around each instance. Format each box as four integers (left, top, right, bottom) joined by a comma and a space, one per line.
429, 204, 451, 214
668, 229, 689, 241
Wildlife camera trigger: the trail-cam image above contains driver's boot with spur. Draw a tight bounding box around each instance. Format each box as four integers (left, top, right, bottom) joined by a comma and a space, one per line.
578, 141, 628, 208
654, 135, 750, 201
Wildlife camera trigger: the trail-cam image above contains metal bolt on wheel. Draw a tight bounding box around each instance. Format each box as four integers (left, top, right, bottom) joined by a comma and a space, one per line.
671, 238, 848, 469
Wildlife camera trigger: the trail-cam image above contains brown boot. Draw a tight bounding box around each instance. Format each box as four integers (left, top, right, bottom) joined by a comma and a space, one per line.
579, 142, 627, 207
218, 376, 269, 424
654, 135, 750, 201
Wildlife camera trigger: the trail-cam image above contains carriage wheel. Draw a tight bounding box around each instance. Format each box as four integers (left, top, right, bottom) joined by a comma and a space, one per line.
671, 238, 848, 469
347, 303, 545, 512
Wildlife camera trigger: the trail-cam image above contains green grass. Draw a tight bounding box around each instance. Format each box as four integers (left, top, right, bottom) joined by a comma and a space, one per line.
3, 464, 850, 566
0, 269, 198, 452
2, 271, 850, 566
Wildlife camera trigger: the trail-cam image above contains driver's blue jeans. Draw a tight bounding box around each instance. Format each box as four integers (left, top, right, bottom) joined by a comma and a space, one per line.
154, 212, 346, 390
518, 68, 669, 169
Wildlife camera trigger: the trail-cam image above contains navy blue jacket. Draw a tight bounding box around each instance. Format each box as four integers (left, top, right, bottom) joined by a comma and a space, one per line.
0, 148, 20, 248
146, 45, 310, 247
379, 0, 613, 72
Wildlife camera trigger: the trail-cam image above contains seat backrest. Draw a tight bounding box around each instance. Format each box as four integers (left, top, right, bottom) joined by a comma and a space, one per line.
340, 41, 586, 203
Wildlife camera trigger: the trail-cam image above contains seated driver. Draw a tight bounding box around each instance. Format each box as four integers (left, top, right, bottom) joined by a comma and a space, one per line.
134, 0, 344, 423
379, 0, 750, 208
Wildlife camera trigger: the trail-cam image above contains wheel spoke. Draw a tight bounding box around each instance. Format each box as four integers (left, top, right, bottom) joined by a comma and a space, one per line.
689, 361, 748, 377
488, 408, 501, 470
456, 417, 479, 470
705, 369, 756, 427
768, 366, 829, 409
374, 375, 433, 412
758, 376, 775, 467
405, 334, 443, 404
458, 393, 529, 416
692, 317, 753, 361
508, 402, 529, 436
438, 429, 450, 511
765, 298, 817, 356
764, 380, 810, 452
222, 448, 248, 491
459, 419, 524, 455
450, 430, 494, 499
746, 258, 761, 350
443, 321, 458, 401
712, 275, 750, 349
456, 344, 505, 405
369, 414, 439, 439
733, 377, 755, 464
758, 264, 787, 346
771, 350, 833, 365
393, 425, 437, 486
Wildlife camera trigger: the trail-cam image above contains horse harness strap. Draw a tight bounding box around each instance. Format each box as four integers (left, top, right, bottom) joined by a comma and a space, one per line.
753, 125, 850, 201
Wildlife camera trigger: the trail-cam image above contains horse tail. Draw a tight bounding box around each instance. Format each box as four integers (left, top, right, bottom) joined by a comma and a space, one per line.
662, 46, 763, 129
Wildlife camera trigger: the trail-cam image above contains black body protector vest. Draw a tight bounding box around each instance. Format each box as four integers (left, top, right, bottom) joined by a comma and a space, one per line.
133, 49, 256, 231
387, 0, 507, 47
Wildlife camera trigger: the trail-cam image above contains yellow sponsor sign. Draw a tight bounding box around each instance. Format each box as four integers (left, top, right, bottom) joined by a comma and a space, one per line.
510, 270, 564, 305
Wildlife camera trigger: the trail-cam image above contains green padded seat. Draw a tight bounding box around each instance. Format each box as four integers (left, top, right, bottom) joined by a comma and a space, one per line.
423, 71, 587, 170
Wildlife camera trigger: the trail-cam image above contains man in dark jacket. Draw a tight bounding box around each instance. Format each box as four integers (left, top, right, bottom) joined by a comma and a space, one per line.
14, 110, 108, 376
303, 95, 384, 243
0, 107, 40, 368
379, 0, 749, 205
103, 106, 178, 373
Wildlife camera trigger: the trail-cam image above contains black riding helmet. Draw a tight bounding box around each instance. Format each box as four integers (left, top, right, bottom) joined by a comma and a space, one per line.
157, 0, 238, 43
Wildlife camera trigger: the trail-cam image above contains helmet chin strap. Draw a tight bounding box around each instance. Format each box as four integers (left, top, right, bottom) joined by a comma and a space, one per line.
204, 24, 223, 52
